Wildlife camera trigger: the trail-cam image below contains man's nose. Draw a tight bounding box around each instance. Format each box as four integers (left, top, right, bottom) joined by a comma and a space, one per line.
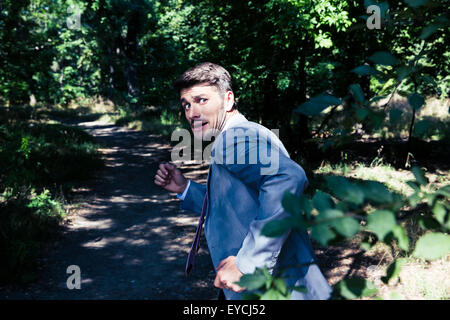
187, 104, 201, 120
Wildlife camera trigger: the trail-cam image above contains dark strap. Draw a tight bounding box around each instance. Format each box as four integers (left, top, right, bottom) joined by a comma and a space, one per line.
185, 194, 208, 276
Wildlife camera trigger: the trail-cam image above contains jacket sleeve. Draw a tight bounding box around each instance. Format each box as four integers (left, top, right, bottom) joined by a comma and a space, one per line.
179, 180, 206, 214
215, 129, 309, 274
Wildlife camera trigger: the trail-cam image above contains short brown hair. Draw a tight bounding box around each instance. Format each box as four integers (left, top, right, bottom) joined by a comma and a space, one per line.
174, 62, 234, 96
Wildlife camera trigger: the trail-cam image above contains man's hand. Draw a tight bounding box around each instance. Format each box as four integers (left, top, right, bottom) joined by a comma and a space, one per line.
154, 162, 188, 194
214, 256, 245, 293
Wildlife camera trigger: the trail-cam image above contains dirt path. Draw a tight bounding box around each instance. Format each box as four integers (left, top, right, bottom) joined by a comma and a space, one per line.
1, 119, 216, 299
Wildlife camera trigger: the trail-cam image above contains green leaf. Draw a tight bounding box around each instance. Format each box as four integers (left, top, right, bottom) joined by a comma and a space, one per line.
261, 218, 291, 237
360, 242, 372, 251
381, 258, 406, 284
318, 209, 344, 222
389, 291, 404, 300
242, 292, 262, 300
406, 180, 420, 192
433, 202, 447, 225
425, 193, 436, 207
436, 185, 450, 198
237, 270, 267, 291
411, 166, 428, 185
336, 201, 350, 213
389, 109, 403, 125
420, 22, 444, 40
311, 93, 342, 106
355, 108, 369, 121
351, 65, 378, 76
392, 225, 409, 251
414, 120, 430, 136
367, 210, 397, 241
334, 277, 378, 299
408, 92, 425, 110
260, 288, 289, 300
349, 84, 365, 103
295, 100, 330, 116
396, 66, 414, 82
333, 217, 360, 238
361, 181, 393, 204
413, 232, 450, 260
312, 191, 334, 212
326, 176, 365, 205
273, 278, 288, 295
368, 51, 399, 66
295, 93, 341, 116
299, 195, 313, 220
262, 267, 273, 290
311, 224, 336, 246
281, 191, 301, 216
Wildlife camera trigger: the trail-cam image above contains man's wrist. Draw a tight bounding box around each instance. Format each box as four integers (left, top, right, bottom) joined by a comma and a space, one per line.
177, 180, 191, 200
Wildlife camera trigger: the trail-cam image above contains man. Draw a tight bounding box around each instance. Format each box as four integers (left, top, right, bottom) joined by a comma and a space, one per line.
154, 62, 332, 300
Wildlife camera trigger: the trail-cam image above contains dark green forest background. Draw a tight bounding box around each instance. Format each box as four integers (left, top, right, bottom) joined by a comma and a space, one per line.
1, 0, 449, 298
2, 0, 448, 154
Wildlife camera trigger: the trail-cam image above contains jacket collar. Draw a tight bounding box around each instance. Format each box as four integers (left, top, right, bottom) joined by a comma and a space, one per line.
222, 112, 248, 132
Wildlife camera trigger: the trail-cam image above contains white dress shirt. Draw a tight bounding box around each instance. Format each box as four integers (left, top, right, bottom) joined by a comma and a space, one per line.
176, 113, 245, 200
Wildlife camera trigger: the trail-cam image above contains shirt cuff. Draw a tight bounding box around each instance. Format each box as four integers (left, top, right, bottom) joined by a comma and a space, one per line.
176, 180, 191, 200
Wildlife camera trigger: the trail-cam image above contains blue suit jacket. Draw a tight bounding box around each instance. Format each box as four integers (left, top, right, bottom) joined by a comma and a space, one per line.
180, 114, 332, 300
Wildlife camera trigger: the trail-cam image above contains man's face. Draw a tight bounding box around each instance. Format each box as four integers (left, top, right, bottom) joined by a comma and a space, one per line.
180, 83, 232, 140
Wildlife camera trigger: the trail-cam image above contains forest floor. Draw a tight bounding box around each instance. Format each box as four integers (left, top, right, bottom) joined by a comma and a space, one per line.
0, 115, 448, 300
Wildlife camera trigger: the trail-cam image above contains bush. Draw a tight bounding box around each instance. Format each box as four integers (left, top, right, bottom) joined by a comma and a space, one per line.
0, 188, 65, 283
0, 119, 103, 191
0, 106, 103, 283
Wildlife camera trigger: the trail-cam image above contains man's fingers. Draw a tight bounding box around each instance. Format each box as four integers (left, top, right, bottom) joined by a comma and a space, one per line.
163, 162, 177, 172
216, 259, 227, 271
156, 169, 168, 179
214, 274, 224, 289
154, 176, 170, 187
159, 163, 170, 175
157, 168, 173, 180
230, 282, 245, 293
154, 175, 168, 184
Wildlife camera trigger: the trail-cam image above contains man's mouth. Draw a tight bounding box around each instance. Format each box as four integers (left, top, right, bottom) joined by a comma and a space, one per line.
191, 120, 209, 131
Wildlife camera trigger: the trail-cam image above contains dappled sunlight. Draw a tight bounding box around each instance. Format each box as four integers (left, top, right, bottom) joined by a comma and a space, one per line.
366, 256, 450, 300
81, 236, 150, 249
315, 163, 449, 197
166, 215, 199, 227
68, 216, 115, 231
0, 119, 218, 299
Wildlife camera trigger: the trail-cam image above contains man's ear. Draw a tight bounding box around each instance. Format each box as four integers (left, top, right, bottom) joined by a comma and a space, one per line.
224, 91, 235, 112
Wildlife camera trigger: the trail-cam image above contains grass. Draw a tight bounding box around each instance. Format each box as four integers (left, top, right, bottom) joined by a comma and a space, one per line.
366, 255, 450, 300
0, 104, 104, 284
316, 163, 414, 196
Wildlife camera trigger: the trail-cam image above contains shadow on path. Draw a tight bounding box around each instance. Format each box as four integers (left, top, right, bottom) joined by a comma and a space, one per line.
1, 119, 216, 299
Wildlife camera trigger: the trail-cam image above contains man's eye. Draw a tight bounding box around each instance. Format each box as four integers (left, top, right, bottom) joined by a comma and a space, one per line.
199, 98, 207, 104
183, 103, 191, 110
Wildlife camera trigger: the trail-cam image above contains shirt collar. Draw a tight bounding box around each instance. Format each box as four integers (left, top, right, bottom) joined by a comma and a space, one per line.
222, 112, 247, 132
210, 112, 247, 156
